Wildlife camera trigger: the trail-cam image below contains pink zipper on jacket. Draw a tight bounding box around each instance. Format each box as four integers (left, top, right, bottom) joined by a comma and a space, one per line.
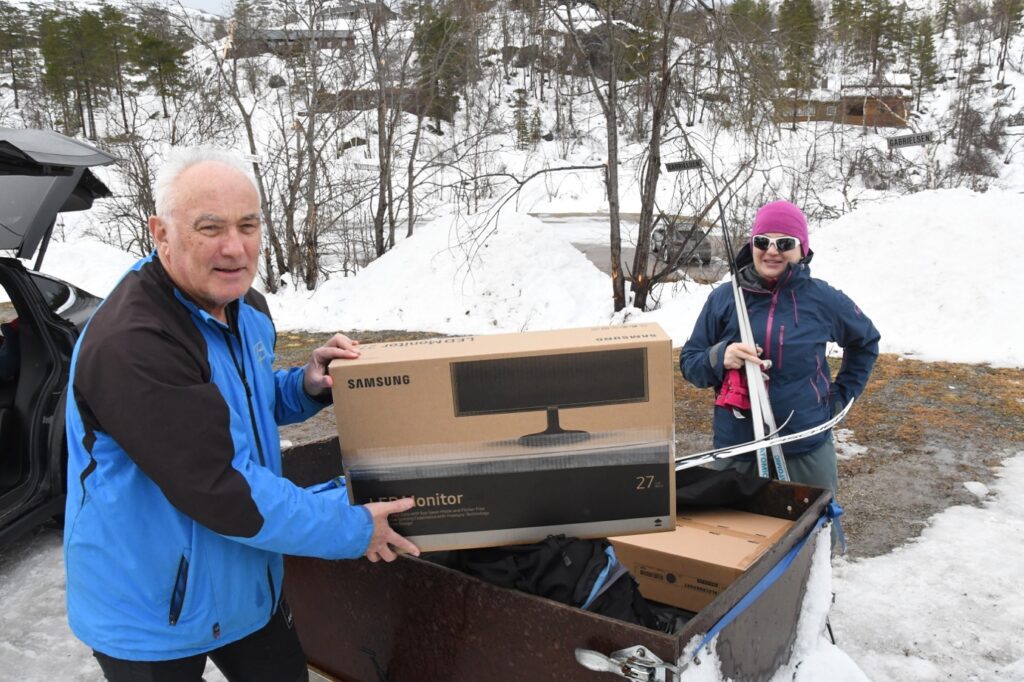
778, 325, 785, 370
762, 270, 794, 372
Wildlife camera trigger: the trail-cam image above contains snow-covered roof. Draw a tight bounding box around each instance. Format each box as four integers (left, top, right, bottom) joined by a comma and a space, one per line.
782, 72, 913, 101
259, 27, 354, 41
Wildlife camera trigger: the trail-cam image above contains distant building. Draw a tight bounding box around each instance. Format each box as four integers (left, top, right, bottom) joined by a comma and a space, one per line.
310, 88, 458, 123
775, 73, 913, 128
321, 2, 398, 23
225, 26, 356, 59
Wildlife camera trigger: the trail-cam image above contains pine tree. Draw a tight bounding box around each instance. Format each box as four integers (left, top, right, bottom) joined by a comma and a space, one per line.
132, 7, 191, 119
993, 0, 1024, 73
39, 9, 81, 135
529, 106, 542, 144
728, 0, 775, 100
412, 4, 470, 131
777, 0, 819, 88
732, 0, 774, 34
76, 9, 109, 138
856, 0, 897, 74
513, 90, 529, 149
911, 16, 938, 109
830, 0, 858, 43
939, 0, 958, 34
0, 4, 34, 110
98, 4, 136, 132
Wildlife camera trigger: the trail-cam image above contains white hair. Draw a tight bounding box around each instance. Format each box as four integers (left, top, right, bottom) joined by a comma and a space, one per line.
154, 147, 257, 219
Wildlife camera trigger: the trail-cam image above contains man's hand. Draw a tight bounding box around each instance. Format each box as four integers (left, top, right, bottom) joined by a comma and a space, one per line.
362, 498, 420, 562
303, 333, 360, 398
723, 342, 764, 370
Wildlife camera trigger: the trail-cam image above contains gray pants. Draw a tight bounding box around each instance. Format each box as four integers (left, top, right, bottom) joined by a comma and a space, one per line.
711, 436, 842, 548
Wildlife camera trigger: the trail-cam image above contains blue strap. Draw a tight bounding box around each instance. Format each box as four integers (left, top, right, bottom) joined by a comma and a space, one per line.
581, 546, 620, 610
689, 501, 843, 663
832, 501, 848, 555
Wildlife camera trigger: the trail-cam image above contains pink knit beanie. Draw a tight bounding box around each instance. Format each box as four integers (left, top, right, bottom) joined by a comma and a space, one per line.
751, 200, 809, 257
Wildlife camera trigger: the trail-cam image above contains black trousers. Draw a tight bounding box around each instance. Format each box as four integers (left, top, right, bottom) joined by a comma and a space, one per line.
93, 603, 308, 682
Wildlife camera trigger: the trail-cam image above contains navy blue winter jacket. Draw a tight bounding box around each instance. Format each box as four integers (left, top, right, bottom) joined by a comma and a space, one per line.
680, 247, 880, 457
64, 253, 373, 660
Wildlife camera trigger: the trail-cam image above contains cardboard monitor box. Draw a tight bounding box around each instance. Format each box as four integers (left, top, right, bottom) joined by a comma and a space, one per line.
609, 508, 794, 612
328, 323, 675, 552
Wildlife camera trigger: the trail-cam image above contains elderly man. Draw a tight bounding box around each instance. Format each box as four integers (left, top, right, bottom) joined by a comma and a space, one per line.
63, 149, 417, 681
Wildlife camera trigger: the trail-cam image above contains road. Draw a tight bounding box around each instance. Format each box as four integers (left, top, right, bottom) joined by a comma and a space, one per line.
529, 212, 728, 282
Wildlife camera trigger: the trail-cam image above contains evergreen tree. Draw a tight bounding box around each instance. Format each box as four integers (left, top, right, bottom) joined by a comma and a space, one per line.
911, 15, 938, 108
132, 8, 191, 119
730, 0, 775, 73
412, 4, 470, 130
892, 2, 912, 58
98, 3, 136, 132
76, 9, 109, 138
513, 89, 529, 149
830, 0, 858, 43
728, 0, 775, 81
39, 9, 83, 135
993, 0, 1024, 72
38, 6, 127, 138
856, 0, 898, 74
0, 4, 35, 110
939, 0, 958, 34
731, 0, 774, 34
777, 0, 819, 88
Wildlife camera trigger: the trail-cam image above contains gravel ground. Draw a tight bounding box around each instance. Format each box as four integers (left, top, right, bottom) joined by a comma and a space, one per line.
280, 330, 1024, 560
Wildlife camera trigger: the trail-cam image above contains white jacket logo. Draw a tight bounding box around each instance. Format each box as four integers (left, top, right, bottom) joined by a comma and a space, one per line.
253, 340, 271, 367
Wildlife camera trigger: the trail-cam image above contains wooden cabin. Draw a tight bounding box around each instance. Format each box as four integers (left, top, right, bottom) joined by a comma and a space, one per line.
321, 2, 398, 23
225, 27, 357, 59
310, 88, 458, 123
775, 73, 913, 128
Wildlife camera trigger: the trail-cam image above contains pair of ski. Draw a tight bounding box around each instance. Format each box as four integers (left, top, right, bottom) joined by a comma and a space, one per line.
674, 398, 854, 471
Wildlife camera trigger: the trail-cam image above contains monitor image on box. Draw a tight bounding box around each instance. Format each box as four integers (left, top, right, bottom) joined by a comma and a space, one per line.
450, 347, 649, 447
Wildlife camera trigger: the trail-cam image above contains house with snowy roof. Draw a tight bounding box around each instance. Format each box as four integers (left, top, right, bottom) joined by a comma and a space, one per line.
774, 73, 913, 128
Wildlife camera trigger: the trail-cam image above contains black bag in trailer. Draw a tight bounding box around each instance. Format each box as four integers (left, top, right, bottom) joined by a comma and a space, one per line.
281, 436, 833, 682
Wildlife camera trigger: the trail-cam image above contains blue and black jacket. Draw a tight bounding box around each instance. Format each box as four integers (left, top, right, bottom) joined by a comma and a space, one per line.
63, 253, 373, 660
680, 247, 880, 457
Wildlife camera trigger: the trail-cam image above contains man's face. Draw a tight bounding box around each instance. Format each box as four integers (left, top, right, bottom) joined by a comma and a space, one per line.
149, 162, 261, 322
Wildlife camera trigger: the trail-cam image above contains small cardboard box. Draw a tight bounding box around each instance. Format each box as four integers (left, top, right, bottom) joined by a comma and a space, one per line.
609, 508, 794, 612
328, 323, 675, 552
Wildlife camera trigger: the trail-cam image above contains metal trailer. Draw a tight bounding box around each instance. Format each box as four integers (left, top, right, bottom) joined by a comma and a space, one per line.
281, 436, 831, 682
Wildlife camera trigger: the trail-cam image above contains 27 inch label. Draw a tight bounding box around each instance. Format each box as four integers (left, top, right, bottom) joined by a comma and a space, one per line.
635, 475, 656, 490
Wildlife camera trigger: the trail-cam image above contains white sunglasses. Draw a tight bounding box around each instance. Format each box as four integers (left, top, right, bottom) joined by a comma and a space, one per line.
752, 235, 801, 253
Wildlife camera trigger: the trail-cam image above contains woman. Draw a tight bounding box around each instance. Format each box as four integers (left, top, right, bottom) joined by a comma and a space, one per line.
680, 200, 880, 496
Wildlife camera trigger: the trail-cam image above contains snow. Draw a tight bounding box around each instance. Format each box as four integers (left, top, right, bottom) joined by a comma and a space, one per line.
963, 481, 990, 499
76, 185, 1016, 371
32, 188, 1024, 372
262, 210, 611, 335
34, 237, 139, 301
828, 454, 1024, 682
4, 185, 1023, 681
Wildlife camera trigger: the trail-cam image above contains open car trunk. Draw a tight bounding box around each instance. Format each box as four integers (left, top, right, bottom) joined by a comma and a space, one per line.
0, 128, 113, 546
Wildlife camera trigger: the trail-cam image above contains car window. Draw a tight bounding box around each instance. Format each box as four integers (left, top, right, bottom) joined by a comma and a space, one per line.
0, 272, 73, 318
28, 272, 71, 312
0, 175, 63, 250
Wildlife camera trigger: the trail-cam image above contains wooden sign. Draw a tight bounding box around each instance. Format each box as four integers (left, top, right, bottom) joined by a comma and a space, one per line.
887, 131, 934, 149
665, 159, 703, 172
